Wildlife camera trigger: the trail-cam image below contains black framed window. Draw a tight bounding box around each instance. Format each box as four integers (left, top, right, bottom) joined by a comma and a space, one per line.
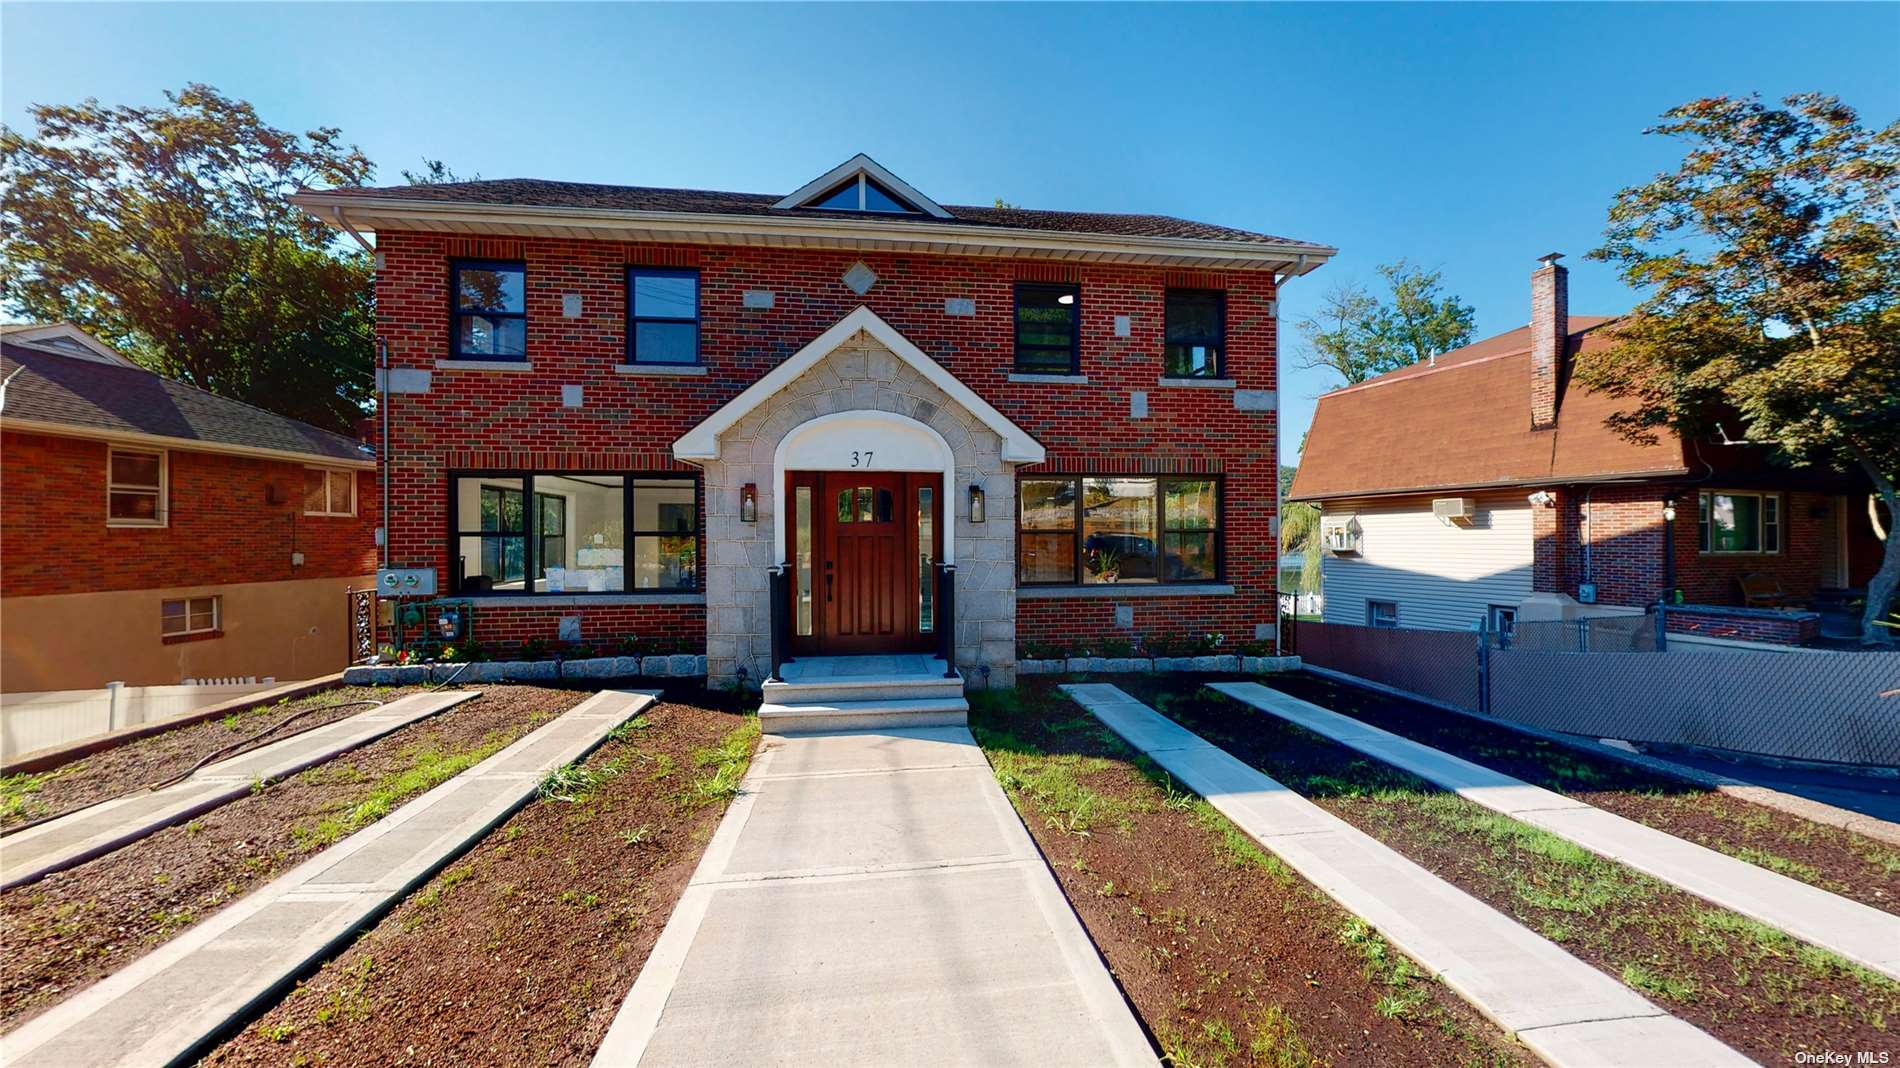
451, 260, 526, 360
450, 472, 699, 594
1164, 289, 1225, 378
1014, 283, 1079, 373
1017, 475, 1222, 586
1368, 600, 1399, 629
628, 268, 700, 365
1698, 490, 1781, 554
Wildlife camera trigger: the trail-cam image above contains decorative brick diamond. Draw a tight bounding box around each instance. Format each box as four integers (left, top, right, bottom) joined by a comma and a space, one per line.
842, 261, 878, 296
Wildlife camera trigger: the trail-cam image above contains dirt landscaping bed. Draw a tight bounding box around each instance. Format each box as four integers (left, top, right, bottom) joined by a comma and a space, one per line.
0, 685, 578, 1033
1264, 671, 1900, 913
0, 686, 427, 832
974, 682, 1533, 1068
198, 687, 756, 1068
1121, 676, 1900, 1065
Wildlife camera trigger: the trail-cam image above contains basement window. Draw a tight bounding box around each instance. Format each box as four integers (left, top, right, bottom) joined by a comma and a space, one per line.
107, 447, 166, 527
1367, 600, 1399, 629
162, 595, 220, 639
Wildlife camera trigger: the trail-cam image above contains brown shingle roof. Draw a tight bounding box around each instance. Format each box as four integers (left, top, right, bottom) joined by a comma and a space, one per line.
313, 178, 1330, 248
1288, 319, 1690, 501
0, 342, 369, 464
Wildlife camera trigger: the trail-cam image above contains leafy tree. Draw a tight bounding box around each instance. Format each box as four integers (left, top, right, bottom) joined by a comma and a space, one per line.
1276, 464, 1322, 595
1579, 93, 1900, 644
1295, 260, 1476, 385
402, 158, 481, 185
1, 84, 375, 431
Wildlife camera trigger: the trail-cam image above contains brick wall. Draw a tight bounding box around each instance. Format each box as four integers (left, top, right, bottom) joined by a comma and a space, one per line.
2, 430, 378, 597
1664, 606, 1820, 645
1527, 480, 1832, 609
374, 231, 1280, 653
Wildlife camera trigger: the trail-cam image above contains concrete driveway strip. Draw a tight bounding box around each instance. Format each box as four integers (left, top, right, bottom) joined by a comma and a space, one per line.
1210, 681, 1900, 981
0, 689, 654, 1068
592, 726, 1158, 1068
1062, 683, 1753, 1068
0, 689, 480, 890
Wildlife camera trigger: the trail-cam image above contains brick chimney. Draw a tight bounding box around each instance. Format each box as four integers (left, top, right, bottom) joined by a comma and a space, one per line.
1530, 252, 1567, 430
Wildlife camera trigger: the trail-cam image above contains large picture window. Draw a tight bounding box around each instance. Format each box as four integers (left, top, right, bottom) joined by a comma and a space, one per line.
1017, 476, 1222, 586
1698, 490, 1780, 554
1014, 283, 1079, 373
450, 473, 698, 594
451, 261, 526, 360
628, 268, 700, 365
1164, 289, 1225, 378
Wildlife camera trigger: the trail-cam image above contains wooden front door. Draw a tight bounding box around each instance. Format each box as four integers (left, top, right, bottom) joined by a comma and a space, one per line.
788, 470, 941, 656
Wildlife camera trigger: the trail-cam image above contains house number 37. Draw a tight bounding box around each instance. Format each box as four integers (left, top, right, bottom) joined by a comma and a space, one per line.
850, 450, 874, 468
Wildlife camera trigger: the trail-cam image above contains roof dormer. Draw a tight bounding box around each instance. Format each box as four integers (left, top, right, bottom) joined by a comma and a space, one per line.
772, 154, 952, 219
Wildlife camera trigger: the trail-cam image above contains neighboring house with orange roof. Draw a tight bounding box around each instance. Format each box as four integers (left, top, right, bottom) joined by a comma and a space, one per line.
1290, 256, 1883, 647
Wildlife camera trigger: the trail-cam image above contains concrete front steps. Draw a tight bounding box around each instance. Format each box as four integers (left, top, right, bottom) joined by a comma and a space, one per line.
760, 655, 967, 734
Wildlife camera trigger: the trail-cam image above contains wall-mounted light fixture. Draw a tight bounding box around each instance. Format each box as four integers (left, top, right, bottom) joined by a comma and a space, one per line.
740, 484, 758, 523
968, 483, 986, 523
1662, 497, 1677, 522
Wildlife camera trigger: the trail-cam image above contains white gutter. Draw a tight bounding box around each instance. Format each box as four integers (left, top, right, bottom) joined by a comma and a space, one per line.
330, 207, 376, 255
290, 192, 1337, 271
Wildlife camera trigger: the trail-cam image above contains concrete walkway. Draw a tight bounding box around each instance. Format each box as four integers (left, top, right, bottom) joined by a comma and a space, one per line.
1210, 681, 1900, 981
1, 689, 653, 1068
1062, 683, 1751, 1068
0, 689, 479, 889
592, 726, 1156, 1068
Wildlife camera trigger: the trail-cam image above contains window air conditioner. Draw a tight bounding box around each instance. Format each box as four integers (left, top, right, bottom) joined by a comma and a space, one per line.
1432, 497, 1478, 525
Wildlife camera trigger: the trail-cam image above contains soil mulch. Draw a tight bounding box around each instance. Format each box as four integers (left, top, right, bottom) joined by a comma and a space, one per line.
976, 682, 1534, 1068
0, 686, 428, 832
198, 687, 757, 1068
0, 685, 583, 1034
1263, 672, 1900, 913
1121, 676, 1900, 1066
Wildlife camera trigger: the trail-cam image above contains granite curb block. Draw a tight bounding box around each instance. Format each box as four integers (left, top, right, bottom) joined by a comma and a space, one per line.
1060, 682, 1751, 1068
0, 690, 481, 891
342, 654, 709, 686
1019, 655, 1300, 675
0, 689, 657, 1068
1211, 681, 1900, 982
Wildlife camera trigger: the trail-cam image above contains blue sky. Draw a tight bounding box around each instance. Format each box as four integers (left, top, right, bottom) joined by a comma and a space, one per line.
5, 2, 1895, 465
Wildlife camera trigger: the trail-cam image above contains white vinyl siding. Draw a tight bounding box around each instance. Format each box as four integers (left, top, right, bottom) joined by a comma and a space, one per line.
1318, 493, 1534, 632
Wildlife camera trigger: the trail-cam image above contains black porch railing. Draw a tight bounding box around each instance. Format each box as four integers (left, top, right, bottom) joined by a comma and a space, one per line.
935, 563, 957, 677
767, 564, 790, 683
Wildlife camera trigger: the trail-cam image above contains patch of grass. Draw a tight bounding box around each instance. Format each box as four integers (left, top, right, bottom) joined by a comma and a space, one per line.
292, 733, 512, 850
675, 719, 759, 810
1, 769, 57, 823
1245, 1005, 1318, 1068
255, 1021, 298, 1043
1337, 917, 1422, 989
1622, 962, 1700, 1002
605, 714, 651, 743
401, 865, 475, 930
222, 712, 245, 731
537, 762, 619, 803
314, 956, 377, 1026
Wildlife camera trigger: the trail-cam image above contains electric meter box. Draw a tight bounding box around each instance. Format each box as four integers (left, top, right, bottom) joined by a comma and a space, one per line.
376, 568, 437, 597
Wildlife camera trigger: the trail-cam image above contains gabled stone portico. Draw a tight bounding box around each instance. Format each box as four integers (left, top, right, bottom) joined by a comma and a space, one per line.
675, 306, 1045, 688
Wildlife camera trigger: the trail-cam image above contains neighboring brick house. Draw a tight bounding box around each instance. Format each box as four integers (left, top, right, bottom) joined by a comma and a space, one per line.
292, 155, 1333, 685
1291, 256, 1884, 648
0, 324, 378, 690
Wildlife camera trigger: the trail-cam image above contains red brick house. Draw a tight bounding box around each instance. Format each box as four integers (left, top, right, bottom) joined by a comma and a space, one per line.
292, 155, 1332, 687
1291, 256, 1884, 648
0, 324, 379, 690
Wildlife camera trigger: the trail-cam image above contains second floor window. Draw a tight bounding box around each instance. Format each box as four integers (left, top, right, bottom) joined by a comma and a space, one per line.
452, 261, 526, 360
107, 447, 166, 527
1165, 289, 1225, 378
629, 268, 700, 365
304, 467, 356, 516
1014, 283, 1079, 373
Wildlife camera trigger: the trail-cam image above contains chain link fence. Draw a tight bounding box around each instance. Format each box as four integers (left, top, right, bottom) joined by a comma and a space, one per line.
1288, 614, 1900, 767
